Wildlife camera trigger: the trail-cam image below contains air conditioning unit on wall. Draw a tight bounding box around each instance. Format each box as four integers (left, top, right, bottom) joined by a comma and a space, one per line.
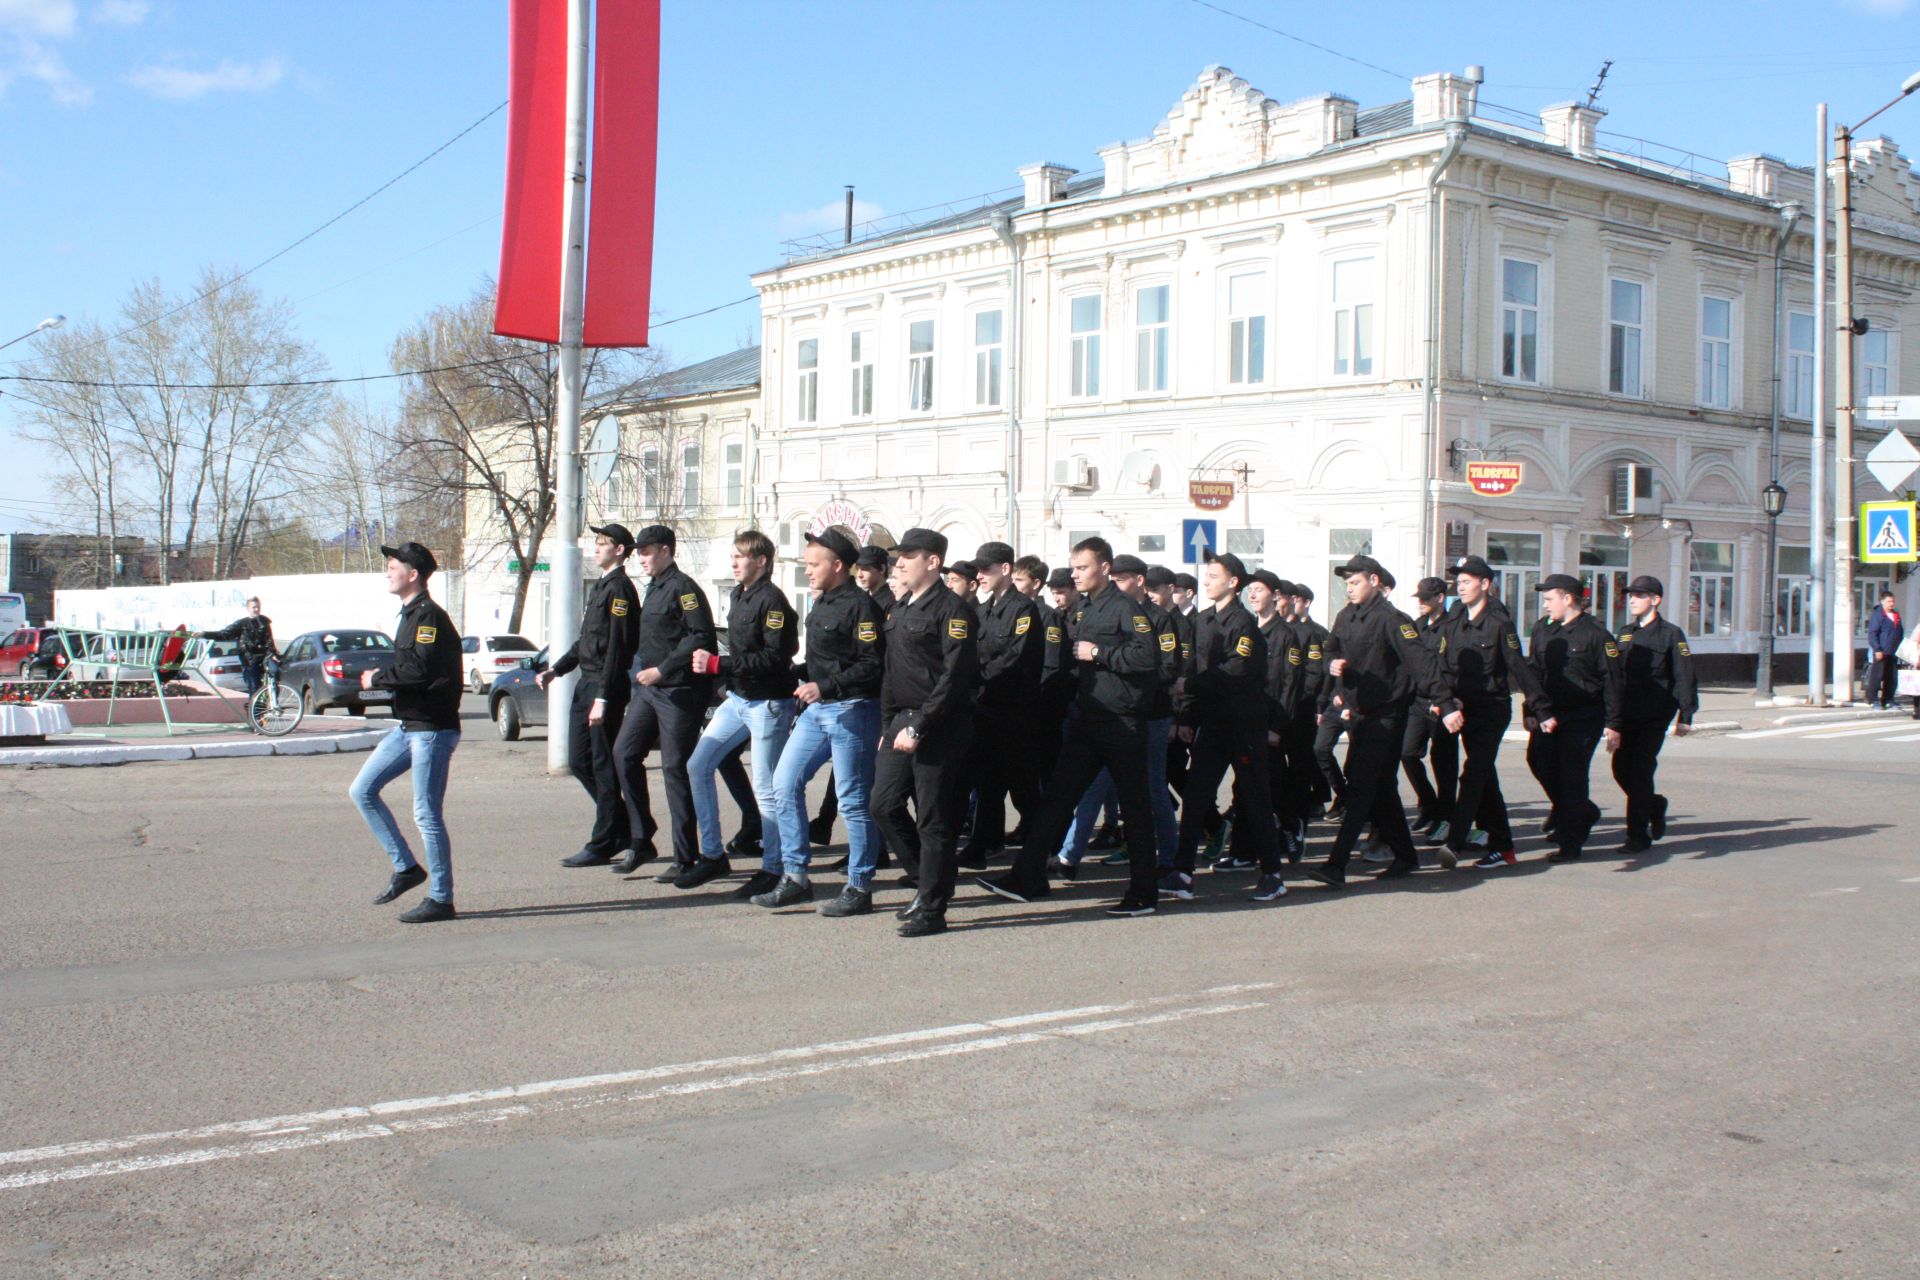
1609, 463, 1660, 517
1052, 456, 1096, 491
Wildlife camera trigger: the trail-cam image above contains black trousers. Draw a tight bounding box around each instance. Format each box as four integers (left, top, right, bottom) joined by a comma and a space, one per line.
1280, 712, 1321, 822
1865, 654, 1897, 707
568, 678, 635, 855
719, 739, 761, 843
612, 683, 708, 866
1012, 710, 1159, 902
1611, 715, 1671, 841
1401, 708, 1457, 822
1313, 712, 1349, 801
967, 704, 1040, 848
1448, 702, 1514, 854
1178, 722, 1281, 874
1525, 709, 1605, 854
872, 716, 974, 914
1323, 710, 1416, 874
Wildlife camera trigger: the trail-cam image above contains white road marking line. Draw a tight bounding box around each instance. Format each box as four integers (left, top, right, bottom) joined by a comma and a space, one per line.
1729, 721, 1920, 740
1810, 887, 1861, 896
0, 1000, 1265, 1192
0, 984, 1278, 1171
1899, 876, 1920, 884
1880, 732, 1920, 743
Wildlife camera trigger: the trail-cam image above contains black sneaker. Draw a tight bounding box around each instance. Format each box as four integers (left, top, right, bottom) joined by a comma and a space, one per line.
1303, 866, 1346, 889
974, 872, 1046, 904
560, 849, 614, 868
614, 840, 657, 874
1211, 854, 1259, 872
724, 833, 762, 860
672, 857, 731, 890
751, 875, 815, 909
398, 897, 455, 924
1048, 856, 1079, 881
1105, 894, 1156, 917
808, 816, 835, 846
1324, 799, 1347, 823
373, 865, 427, 905
1373, 859, 1418, 879
1620, 834, 1653, 855
730, 870, 782, 900
1157, 869, 1194, 900
1548, 849, 1583, 863
818, 887, 873, 917
1650, 796, 1669, 841
898, 911, 947, 937
653, 862, 691, 884
1251, 872, 1289, 900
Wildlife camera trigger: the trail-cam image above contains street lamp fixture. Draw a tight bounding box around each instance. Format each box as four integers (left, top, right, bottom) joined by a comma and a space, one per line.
1762, 482, 1788, 518
0, 314, 66, 354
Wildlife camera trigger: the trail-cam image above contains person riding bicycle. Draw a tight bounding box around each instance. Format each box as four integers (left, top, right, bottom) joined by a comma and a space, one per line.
199, 596, 281, 695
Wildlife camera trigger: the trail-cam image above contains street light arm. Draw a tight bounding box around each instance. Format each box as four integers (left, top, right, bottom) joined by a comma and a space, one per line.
1850, 70, 1920, 131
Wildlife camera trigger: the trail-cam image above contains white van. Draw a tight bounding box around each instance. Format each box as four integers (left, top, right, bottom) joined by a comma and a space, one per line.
0, 593, 26, 633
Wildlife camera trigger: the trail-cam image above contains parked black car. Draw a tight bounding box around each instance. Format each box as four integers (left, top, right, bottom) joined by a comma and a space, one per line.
278, 629, 398, 715
489, 647, 548, 740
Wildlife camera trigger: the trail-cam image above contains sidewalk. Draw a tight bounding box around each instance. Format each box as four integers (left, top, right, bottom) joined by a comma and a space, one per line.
0, 715, 389, 768
1690, 682, 1917, 734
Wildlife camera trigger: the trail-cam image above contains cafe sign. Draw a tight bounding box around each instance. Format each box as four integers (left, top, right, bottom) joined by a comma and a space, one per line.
1466, 461, 1524, 497
1189, 479, 1235, 511
807, 499, 872, 545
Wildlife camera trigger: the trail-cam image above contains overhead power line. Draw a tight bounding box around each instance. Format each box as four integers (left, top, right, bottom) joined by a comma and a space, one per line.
1183, 0, 1407, 83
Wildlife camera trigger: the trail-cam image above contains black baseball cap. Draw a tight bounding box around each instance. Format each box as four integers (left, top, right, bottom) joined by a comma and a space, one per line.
633, 523, 676, 551
1294, 582, 1314, 601
1144, 565, 1177, 589
589, 522, 635, 553
379, 541, 437, 578
1272, 578, 1298, 596
805, 527, 859, 568
1046, 568, 1074, 590
1415, 576, 1449, 601
1174, 572, 1197, 591
891, 527, 948, 559
1204, 550, 1249, 585
945, 559, 978, 581
1627, 575, 1665, 596
1536, 573, 1585, 595
1335, 554, 1385, 579
1249, 569, 1283, 593
854, 544, 890, 571
1450, 554, 1495, 581
1110, 553, 1149, 576
973, 541, 1015, 568
1378, 567, 1397, 590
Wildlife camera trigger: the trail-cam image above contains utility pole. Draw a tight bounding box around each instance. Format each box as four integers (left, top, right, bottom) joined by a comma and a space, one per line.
1809, 104, 1829, 706
1832, 124, 1857, 703
1236, 460, 1253, 534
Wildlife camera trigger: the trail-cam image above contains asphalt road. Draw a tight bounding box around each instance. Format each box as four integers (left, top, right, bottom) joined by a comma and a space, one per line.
2, 694, 1916, 1277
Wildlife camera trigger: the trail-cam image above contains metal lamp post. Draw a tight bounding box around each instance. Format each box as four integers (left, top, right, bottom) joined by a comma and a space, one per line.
1758, 481, 1788, 700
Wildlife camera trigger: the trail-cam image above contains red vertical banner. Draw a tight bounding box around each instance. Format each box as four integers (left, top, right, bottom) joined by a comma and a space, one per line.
582, 0, 661, 348
493, 0, 568, 343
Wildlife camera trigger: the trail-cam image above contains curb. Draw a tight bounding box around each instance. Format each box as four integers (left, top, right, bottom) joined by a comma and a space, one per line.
0, 729, 388, 769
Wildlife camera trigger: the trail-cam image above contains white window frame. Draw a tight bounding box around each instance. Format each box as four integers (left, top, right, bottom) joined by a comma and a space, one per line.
723, 438, 744, 511
1860, 326, 1891, 402
639, 448, 660, 511
847, 329, 874, 419
1785, 310, 1815, 419
602, 470, 624, 516
1485, 530, 1543, 621
972, 307, 1004, 409
1698, 293, 1734, 410
1330, 257, 1378, 380
680, 441, 700, 512
905, 317, 935, 414
795, 336, 819, 424
1068, 292, 1102, 399
1225, 270, 1267, 387
1132, 281, 1171, 394
1607, 276, 1646, 399
1687, 540, 1735, 637
1499, 257, 1542, 384
1775, 544, 1810, 636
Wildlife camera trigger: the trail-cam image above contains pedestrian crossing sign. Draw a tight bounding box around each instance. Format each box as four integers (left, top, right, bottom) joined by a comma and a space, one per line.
1859, 500, 1917, 564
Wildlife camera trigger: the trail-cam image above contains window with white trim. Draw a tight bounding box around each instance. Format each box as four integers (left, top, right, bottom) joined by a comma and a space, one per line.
1861, 328, 1890, 401
795, 338, 818, 424
680, 442, 700, 512
1699, 295, 1733, 409
1486, 530, 1542, 621
639, 448, 660, 511
1775, 545, 1809, 636
1134, 284, 1170, 392
1069, 295, 1101, 397
1608, 278, 1644, 398
1785, 311, 1814, 418
1500, 258, 1540, 383
848, 330, 873, 418
1856, 573, 1892, 635
1227, 272, 1266, 386
602, 471, 623, 516
1331, 259, 1376, 378
973, 309, 1003, 408
1687, 541, 1734, 637
906, 319, 935, 412
723, 439, 744, 510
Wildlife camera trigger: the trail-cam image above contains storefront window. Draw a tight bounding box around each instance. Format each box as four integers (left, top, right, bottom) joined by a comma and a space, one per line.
1486, 530, 1542, 619
1774, 545, 1809, 637
1688, 541, 1735, 637
1579, 533, 1632, 632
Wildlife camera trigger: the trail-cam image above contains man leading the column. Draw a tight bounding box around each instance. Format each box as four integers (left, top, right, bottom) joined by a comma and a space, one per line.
1612, 575, 1697, 855
1525, 574, 1622, 862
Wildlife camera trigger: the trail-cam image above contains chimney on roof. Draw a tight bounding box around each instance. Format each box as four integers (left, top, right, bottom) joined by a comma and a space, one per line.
1728, 154, 1790, 199
1411, 68, 1480, 125
1019, 163, 1076, 209
1542, 102, 1605, 161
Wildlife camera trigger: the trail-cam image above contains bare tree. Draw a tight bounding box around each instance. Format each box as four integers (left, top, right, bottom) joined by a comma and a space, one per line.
12, 321, 127, 587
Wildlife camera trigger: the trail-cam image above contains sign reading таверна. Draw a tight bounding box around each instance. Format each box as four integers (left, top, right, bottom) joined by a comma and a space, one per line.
1189, 480, 1235, 511
1466, 461, 1524, 497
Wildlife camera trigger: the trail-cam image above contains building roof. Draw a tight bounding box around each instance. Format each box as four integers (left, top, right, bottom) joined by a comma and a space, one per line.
640, 345, 761, 402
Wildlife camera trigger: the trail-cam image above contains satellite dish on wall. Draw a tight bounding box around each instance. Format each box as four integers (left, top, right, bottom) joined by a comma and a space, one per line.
585, 415, 620, 487
1116, 450, 1163, 493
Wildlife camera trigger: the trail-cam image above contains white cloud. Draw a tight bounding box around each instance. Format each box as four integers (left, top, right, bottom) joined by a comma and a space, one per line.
0, 0, 78, 39
92, 0, 148, 24
776, 196, 887, 237
126, 55, 284, 100
0, 37, 89, 104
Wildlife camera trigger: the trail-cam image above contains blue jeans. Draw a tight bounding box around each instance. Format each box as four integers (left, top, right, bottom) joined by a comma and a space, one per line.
1057, 718, 1176, 866
689, 692, 794, 872
349, 725, 460, 902
1060, 770, 1115, 865
772, 698, 880, 889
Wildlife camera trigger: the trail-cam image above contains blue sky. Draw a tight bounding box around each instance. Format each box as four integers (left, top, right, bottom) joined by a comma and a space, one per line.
2, 0, 1918, 533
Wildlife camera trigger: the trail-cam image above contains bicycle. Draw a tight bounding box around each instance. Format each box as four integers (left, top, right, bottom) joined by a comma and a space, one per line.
247, 656, 304, 737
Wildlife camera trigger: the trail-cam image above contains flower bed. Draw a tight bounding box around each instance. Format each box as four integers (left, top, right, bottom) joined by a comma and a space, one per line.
0, 679, 205, 705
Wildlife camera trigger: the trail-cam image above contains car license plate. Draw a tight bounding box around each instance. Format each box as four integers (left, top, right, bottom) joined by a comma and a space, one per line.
360, 690, 392, 702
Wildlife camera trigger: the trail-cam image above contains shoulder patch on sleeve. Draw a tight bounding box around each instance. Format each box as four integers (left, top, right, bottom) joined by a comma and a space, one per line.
1047, 625, 1063, 644
1234, 635, 1254, 658
1181, 642, 1193, 659
1287, 646, 1302, 666
1676, 640, 1691, 657
947, 617, 970, 640
1438, 636, 1449, 654
679, 592, 699, 612
1158, 631, 1177, 653
1618, 631, 1632, 644
1132, 614, 1151, 634
1506, 632, 1521, 650
415, 625, 437, 645
765, 610, 785, 630
856, 620, 877, 643
609, 598, 629, 617
1014, 614, 1031, 636
1399, 622, 1419, 641
1603, 640, 1619, 658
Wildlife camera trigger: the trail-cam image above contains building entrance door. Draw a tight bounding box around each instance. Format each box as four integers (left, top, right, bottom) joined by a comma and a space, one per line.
1582, 568, 1629, 632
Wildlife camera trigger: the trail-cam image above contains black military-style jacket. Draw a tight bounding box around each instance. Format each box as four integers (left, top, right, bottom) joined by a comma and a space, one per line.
632, 562, 717, 690
1169, 605, 1196, 673
1259, 614, 1303, 730
1135, 596, 1181, 722
1034, 597, 1074, 709
1063, 581, 1160, 719
374, 592, 463, 731
1293, 615, 1330, 717
1180, 598, 1267, 728
798, 579, 884, 702
1442, 600, 1553, 717
976, 587, 1044, 708
550, 565, 639, 702
868, 584, 896, 616
1528, 612, 1623, 727
719, 575, 798, 700
1328, 594, 1454, 721
881, 581, 978, 738
1617, 614, 1699, 726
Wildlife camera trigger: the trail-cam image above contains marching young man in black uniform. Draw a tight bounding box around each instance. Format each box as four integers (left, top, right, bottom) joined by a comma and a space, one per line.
1400, 576, 1457, 843
813, 545, 897, 851
961, 540, 1045, 867
978, 536, 1164, 918
1281, 581, 1330, 852
538, 523, 643, 869
611, 524, 718, 883
1612, 575, 1697, 854
1146, 565, 1195, 820
1303, 555, 1454, 888
871, 528, 979, 937
1525, 573, 1623, 862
